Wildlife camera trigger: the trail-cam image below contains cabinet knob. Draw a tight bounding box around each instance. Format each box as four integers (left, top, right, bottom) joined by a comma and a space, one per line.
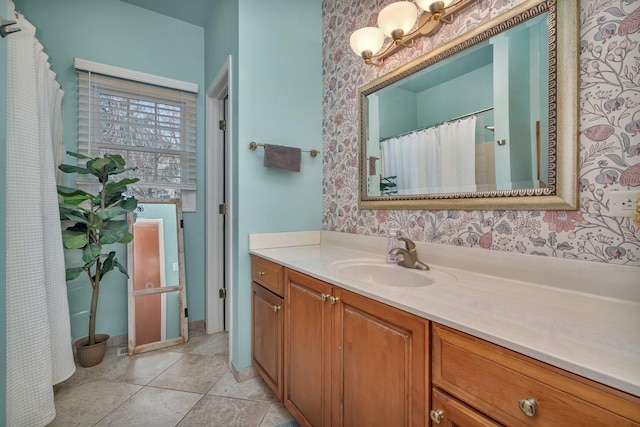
273, 305, 281, 312
320, 293, 328, 301
258, 271, 265, 277
329, 296, 340, 305
429, 409, 444, 424
518, 397, 538, 417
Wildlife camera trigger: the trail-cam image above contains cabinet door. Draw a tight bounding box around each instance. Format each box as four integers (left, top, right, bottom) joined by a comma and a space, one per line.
332, 288, 429, 427
252, 283, 283, 400
431, 388, 502, 427
284, 269, 333, 427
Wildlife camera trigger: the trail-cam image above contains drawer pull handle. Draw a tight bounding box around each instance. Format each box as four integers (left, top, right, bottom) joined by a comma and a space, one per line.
258, 271, 265, 277
273, 305, 281, 312
329, 296, 340, 305
320, 293, 328, 301
429, 409, 444, 424
518, 398, 538, 417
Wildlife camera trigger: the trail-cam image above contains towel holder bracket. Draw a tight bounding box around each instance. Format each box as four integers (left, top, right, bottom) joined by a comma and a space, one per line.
249, 141, 319, 158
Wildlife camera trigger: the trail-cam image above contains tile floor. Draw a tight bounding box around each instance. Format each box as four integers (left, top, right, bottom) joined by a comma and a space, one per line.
48, 331, 298, 427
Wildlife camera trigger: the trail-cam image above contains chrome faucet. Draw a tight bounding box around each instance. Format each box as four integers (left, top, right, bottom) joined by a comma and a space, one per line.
389, 237, 430, 270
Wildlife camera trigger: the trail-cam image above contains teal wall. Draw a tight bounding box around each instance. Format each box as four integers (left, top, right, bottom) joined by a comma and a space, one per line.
203, 0, 240, 361
204, 0, 322, 372
205, 0, 238, 85
13, 0, 206, 341
377, 64, 492, 140
1, 0, 8, 419
506, 16, 549, 189
508, 28, 533, 185
416, 64, 493, 128
379, 88, 418, 138
232, 0, 323, 369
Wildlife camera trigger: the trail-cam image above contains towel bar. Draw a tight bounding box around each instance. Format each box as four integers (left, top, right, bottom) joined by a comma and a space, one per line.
249, 141, 319, 158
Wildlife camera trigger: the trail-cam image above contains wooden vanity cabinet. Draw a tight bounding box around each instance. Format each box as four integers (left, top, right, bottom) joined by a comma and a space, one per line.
284, 268, 429, 427
431, 324, 640, 427
252, 256, 640, 427
251, 256, 284, 400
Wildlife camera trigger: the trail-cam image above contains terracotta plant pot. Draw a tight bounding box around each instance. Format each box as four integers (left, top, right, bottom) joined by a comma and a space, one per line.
74, 334, 110, 368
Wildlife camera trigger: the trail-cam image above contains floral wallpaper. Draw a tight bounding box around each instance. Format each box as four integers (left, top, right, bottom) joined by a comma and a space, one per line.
321, 0, 640, 266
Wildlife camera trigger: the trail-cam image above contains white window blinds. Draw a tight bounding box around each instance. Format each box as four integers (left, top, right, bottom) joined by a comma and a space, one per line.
77, 71, 197, 191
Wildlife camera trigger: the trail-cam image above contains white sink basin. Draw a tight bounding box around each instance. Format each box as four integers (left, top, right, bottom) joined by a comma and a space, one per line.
328, 258, 456, 288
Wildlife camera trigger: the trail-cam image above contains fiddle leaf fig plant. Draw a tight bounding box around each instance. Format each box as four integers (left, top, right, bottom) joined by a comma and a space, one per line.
57, 152, 139, 346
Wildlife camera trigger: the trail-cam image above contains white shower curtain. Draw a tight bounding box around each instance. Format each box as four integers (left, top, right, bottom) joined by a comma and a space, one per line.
381, 116, 477, 194
438, 116, 477, 193
6, 2, 76, 426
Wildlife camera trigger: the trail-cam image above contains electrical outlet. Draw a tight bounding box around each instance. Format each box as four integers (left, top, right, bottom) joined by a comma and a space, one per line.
609, 190, 639, 217
173, 262, 179, 271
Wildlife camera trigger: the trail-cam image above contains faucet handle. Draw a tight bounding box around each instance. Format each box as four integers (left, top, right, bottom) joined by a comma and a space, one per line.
398, 237, 416, 250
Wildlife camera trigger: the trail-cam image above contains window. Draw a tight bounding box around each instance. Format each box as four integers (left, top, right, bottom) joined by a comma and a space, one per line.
76, 64, 197, 201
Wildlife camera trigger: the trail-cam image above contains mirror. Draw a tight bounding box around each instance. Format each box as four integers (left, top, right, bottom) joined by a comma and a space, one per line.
358, 0, 578, 210
127, 199, 188, 354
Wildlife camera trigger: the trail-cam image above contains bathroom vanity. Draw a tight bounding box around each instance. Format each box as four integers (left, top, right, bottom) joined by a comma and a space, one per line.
250, 231, 640, 426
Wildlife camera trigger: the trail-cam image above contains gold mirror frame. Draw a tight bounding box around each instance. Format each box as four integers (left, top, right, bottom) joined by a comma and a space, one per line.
358, 0, 578, 211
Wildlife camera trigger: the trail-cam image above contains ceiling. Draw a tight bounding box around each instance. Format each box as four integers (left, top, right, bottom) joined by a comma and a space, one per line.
120, 0, 216, 28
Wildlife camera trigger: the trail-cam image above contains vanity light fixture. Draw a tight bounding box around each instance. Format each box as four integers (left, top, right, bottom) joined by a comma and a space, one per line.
350, 0, 475, 65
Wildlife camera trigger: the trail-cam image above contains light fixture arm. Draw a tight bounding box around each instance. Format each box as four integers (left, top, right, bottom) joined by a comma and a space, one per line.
365, 0, 475, 65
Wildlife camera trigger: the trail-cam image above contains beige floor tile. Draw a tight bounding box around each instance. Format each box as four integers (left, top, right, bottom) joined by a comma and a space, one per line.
52, 370, 88, 398
47, 379, 142, 427
178, 395, 271, 427
208, 371, 277, 402
50, 331, 265, 426
259, 403, 297, 427
80, 349, 184, 385
178, 331, 229, 357
149, 353, 230, 393
95, 386, 202, 427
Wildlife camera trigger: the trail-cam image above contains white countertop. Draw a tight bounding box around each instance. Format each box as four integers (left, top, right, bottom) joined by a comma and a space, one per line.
249, 230, 640, 397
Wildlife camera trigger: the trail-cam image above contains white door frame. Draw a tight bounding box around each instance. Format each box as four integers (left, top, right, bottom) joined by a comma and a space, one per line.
206, 56, 233, 355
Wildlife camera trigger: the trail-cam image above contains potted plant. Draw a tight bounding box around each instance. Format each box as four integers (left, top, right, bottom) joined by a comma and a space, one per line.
57, 152, 139, 367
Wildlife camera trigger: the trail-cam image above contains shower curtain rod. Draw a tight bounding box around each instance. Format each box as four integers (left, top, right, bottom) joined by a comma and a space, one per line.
379, 106, 494, 142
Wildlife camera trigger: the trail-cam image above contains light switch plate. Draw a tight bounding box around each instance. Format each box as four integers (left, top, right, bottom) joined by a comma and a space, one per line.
609, 190, 639, 217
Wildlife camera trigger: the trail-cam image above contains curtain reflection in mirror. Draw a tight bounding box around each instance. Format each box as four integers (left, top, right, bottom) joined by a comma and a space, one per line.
379, 116, 481, 194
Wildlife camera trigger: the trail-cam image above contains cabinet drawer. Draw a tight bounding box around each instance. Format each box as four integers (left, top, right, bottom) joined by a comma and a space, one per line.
431, 388, 501, 427
432, 324, 640, 427
251, 255, 284, 297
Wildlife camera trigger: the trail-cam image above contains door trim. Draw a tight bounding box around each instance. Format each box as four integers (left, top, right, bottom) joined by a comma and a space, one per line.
206, 56, 233, 352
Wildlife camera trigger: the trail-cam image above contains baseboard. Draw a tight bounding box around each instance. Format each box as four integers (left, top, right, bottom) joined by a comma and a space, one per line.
188, 320, 206, 335
106, 334, 127, 348
231, 361, 258, 382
